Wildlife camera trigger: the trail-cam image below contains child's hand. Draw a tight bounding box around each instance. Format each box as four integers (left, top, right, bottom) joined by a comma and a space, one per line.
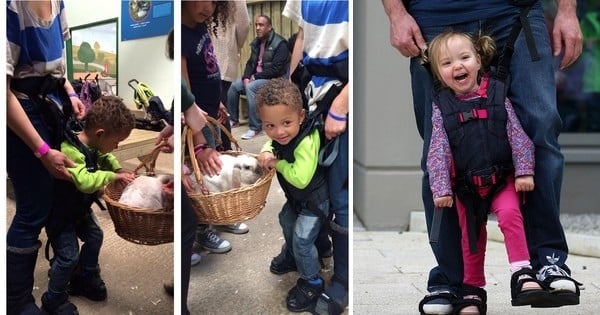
434, 195, 453, 208
258, 152, 277, 171
115, 172, 136, 185
515, 175, 534, 192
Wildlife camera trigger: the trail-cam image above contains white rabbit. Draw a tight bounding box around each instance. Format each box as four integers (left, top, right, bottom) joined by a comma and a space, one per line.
186, 154, 263, 193
118, 174, 174, 212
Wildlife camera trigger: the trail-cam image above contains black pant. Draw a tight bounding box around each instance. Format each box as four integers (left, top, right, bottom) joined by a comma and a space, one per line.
181, 190, 198, 315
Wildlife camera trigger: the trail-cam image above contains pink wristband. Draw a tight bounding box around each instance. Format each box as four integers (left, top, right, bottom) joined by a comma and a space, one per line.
34, 142, 50, 158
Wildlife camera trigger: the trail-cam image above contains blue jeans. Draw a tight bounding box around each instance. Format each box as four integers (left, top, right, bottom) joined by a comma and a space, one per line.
328, 130, 349, 286
279, 200, 329, 280
7, 98, 54, 251
226, 78, 267, 131
46, 210, 103, 294
410, 3, 567, 292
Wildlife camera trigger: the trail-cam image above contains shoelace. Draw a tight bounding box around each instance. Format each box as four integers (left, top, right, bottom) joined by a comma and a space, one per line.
205, 231, 222, 245
538, 265, 569, 279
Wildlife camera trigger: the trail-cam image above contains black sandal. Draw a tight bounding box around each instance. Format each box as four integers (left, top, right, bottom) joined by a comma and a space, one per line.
452, 285, 486, 315
418, 290, 459, 315
531, 266, 582, 308
510, 268, 547, 306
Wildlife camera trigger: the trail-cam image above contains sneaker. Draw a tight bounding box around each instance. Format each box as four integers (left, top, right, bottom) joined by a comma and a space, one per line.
241, 129, 262, 139
191, 252, 202, 266
537, 265, 577, 293
286, 277, 324, 312
418, 290, 455, 315
270, 249, 297, 275
68, 267, 107, 301
196, 229, 232, 253
218, 223, 249, 234
41, 292, 79, 315
229, 120, 240, 128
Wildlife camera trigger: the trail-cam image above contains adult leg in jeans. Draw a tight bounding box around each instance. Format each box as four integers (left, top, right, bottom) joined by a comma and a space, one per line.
317, 130, 349, 314
226, 79, 244, 124
499, 10, 576, 303
244, 79, 269, 132
410, 26, 464, 298
181, 190, 198, 315
6, 100, 54, 314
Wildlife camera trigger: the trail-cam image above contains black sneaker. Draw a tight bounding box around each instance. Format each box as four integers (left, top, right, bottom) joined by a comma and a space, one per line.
286, 277, 324, 312
270, 249, 297, 275
41, 292, 79, 315
196, 229, 232, 253
67, 268, 107, 302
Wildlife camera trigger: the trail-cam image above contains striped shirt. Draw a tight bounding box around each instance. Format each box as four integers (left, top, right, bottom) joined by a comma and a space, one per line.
7, 0, 70, 79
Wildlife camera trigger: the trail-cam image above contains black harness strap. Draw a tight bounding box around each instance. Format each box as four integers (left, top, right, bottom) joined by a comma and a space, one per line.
428, 6, 535, 247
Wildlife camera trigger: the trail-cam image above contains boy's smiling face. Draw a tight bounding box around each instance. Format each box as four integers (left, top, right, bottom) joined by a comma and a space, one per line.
259, 104, 305, 145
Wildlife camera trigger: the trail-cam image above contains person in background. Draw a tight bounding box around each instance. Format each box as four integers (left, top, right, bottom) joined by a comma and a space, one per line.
6, 1, 86, 313
226, 14, 290, 140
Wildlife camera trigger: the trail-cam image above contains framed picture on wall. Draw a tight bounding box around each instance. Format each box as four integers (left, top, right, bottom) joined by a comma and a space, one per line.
66, 18, 119, 96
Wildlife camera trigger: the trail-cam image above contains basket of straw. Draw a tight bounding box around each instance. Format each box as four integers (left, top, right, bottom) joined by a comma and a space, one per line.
183, 118, 275, 225
103, 143, 174, 245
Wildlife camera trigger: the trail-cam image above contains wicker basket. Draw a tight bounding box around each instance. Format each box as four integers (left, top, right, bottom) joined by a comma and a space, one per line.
183, 119, 275, 225
103, 144, 174, 245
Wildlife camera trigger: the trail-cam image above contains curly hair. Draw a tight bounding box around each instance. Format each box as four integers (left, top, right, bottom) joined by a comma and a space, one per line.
255, 78, 303, 112
423, 30, 496, 82
84, 96, 136, 135
208, 1, 233, 37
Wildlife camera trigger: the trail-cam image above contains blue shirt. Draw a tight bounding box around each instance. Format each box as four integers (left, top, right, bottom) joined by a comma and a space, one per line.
7, 0, 70, 79
407, 0, 524, 28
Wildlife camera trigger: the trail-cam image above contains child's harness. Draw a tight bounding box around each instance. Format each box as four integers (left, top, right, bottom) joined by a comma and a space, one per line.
289, 58, 349, 234
428, 3, 539, 249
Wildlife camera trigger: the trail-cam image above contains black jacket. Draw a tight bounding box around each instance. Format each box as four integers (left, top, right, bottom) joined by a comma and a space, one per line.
243, 29, 289, 80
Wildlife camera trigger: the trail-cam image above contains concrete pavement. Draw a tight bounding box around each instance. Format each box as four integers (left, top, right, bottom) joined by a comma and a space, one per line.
353, 213, 600, 315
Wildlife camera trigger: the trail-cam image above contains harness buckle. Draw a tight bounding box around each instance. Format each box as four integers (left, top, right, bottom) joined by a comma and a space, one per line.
471, 173, 497, 187
459, 109, 488, 123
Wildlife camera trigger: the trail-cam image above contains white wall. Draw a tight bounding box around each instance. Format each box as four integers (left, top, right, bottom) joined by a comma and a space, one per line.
353, 0, 424, 230
64, 0, 174, 111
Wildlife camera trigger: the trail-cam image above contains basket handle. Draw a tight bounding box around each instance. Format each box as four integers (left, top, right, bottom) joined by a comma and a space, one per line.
182, 125, 210, 195
134, 141, 167, 176
204, 115, 242, 152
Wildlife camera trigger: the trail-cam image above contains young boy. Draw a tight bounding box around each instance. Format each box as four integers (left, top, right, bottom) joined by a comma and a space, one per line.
42, 96, 136, 314
257, 78, 329, 312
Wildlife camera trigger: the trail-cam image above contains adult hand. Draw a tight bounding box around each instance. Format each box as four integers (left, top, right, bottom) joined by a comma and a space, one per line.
156, 125, 174, 153
196, 147, 222, 177
40, 149, 76, 181
387, 10, 427, 57
553, 6, 583, 69
218, 102, 229, 125
324, 85, 348, 140
70, 96, 86, 120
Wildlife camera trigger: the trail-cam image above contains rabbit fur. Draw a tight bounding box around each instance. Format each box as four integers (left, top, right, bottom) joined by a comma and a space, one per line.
118, 174, 174, 212
188, 154, 263, 193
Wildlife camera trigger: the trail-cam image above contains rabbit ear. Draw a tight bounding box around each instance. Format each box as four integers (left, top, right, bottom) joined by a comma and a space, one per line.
231, 167, 241, 189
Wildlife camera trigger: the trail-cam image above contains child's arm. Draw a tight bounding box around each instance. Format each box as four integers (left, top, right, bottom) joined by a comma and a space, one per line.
275, 130, 320, 189
426, 103, 454, 205
504, 98, 535, 177
62, 142, 120, 194
258, 140, 278, 171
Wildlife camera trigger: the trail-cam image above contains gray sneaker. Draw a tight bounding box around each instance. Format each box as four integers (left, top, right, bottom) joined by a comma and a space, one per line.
218, 223, 249, 234
196, 229, 231, 253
